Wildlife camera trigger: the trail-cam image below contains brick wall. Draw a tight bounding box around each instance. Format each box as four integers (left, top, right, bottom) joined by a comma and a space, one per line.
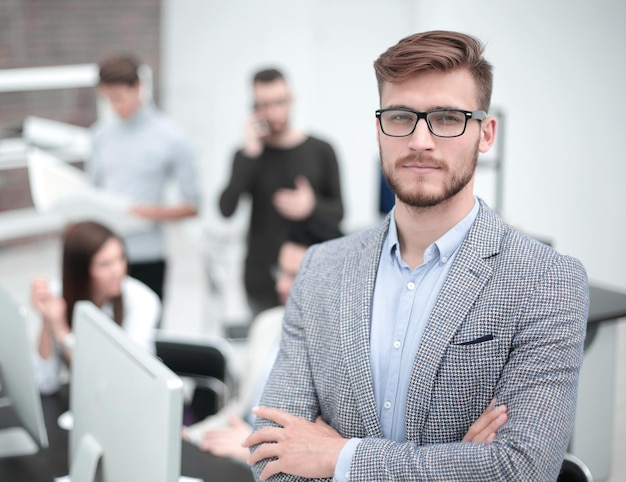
0, 0, 161, 213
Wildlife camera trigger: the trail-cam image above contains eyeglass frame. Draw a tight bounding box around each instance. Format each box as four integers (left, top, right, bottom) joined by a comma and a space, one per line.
375, 108, 487, 138
270, 264, 298, 283
253, 97, 290, 111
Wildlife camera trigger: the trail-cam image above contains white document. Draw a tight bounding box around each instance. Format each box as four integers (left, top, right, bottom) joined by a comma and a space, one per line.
23, 115, 92, 157
27, 148, 153, 236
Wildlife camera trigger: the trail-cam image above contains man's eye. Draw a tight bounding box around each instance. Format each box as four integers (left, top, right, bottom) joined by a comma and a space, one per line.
388, 112, 414, 122
431, 111, 464, 123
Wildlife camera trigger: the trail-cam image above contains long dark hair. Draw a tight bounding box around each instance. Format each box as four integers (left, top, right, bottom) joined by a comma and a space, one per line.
62, 221, 124, 327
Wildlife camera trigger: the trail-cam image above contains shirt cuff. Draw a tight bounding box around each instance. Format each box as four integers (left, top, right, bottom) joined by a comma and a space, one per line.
333, 438, 361, 482
33, 352, 62, 395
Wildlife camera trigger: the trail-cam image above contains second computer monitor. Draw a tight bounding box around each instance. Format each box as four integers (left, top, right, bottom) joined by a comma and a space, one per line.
69, 301, 183, 482
0, 286, 49, 457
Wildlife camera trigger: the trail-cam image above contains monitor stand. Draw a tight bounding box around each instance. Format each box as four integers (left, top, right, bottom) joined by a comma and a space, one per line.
70, 433, 104, 482
0, 427, 39, 457
0, 396, 41, 457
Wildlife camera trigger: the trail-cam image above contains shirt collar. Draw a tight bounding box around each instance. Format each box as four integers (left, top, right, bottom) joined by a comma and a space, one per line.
386, 198, 480, 266
121, 103, 153, 126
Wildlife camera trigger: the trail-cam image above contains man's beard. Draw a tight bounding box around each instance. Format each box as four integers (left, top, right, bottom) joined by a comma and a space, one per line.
380, 141, 479, 208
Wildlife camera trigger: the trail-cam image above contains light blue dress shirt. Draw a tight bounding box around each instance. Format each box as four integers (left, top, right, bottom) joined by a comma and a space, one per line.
88, 105, 200, 262
334, 199, 479, 481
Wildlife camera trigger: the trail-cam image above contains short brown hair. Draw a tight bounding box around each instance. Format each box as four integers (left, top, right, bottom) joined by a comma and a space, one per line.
374, 30, 493, 111
98, 55, 140, 87
252, 68, 285, 85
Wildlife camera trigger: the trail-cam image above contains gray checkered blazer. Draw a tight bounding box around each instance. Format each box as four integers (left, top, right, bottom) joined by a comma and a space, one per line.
253, 200, 589, 482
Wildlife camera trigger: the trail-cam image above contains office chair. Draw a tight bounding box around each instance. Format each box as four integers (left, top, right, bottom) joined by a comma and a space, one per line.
155, 331, 233, 425
557, 453, 593, 482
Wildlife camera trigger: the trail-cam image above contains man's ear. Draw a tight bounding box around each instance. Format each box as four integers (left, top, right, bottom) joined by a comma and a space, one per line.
479, 116, 497, 154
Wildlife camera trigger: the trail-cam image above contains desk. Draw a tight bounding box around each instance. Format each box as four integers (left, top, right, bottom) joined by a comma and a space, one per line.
588, 284, 626, 323
2, 285, 625, 482
572, 283, 626, 481
0, 386, 253, 482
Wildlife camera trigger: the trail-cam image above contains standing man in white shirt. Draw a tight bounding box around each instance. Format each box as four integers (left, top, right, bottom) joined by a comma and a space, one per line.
88, 55, 200, 304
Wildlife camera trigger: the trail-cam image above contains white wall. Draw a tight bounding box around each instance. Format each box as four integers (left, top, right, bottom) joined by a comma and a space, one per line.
162, 0, 626, 291
161, 0, 415, 234
414, 0, 626, 290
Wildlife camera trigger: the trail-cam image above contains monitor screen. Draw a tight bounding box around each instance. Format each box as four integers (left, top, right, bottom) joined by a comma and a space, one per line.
69, 301, 183, 482
0, 286, 49, 457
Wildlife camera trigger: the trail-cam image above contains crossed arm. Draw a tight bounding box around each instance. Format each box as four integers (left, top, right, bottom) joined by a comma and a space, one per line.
243, 399, 508, 481
242, 246, 588, 481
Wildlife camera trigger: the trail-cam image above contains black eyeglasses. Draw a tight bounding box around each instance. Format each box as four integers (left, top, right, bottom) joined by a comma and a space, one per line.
253, 98, 289, 111
270, 265, 297, 282
375, 108, 487, 138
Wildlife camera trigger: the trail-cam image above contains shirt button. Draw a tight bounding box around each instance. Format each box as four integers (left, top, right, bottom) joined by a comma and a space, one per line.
441, 256, 449, 263
384, 401, 392, 410
407, 281, 415, 290
346, 471, 350, 480
393, 340, 401, 349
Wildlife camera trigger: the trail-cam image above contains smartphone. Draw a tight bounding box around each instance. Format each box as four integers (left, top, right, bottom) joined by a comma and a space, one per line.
254, 119, 269, 136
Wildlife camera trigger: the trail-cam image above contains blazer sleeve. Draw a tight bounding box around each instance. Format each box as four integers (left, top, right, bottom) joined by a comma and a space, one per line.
249, 246, 330, 482
348, 253, 589, 481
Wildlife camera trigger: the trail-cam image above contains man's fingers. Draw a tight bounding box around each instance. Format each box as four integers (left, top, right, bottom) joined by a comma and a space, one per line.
259, 459, 282, 481
475, 411, 507, 444
314, 415, 328, 426
486, 411, 508, 434
294, 176, 311, 189
478, 403, 503, 428
247, 439, 280, 465
252, 406, 297, 427
462, 398, 508, 443
243, 425, 284, 448
468, 407, 507, 443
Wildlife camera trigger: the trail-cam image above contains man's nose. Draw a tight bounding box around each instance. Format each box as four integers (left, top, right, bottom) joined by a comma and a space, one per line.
407, 118, 435, 150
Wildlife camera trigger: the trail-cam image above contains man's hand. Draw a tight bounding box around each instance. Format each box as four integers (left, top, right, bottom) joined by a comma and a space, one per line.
243, 114, 268, 158
463, 398, 508, 443
129, 203, 197, 221
244, 400, 506, 480
243, 406, 348, 481
272, 176, 315, 221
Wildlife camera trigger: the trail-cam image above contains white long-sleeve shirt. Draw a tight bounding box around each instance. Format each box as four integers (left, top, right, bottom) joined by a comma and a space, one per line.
34, 276, 160, 395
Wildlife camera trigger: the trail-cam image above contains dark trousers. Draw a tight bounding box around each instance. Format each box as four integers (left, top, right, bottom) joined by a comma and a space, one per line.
129, 259, 167, 301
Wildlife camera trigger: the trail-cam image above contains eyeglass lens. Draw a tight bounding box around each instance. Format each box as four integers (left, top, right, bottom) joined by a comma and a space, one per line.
379, 110, 469, 137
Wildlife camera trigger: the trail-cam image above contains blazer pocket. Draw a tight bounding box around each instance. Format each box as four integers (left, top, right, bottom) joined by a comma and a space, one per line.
425, 337, 503, 443
453, 334, 494, 346
437, 336, 502, 407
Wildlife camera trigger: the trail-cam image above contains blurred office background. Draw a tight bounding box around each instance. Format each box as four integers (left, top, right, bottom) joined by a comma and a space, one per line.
1, 0, 625, 480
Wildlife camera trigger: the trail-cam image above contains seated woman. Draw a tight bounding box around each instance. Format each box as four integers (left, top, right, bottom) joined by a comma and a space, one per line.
31, 220, 160, 395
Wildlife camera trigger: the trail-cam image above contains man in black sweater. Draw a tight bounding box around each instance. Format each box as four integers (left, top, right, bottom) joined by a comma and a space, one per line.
219, 68, 343, 317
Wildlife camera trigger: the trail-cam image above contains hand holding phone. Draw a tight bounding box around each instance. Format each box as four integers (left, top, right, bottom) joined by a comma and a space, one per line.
253, 118, 269, 137
243, 114, 268, 158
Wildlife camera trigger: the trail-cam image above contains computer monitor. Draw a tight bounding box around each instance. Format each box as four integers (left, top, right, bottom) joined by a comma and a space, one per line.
0, 286, 49, 457
69, 301, 184, 482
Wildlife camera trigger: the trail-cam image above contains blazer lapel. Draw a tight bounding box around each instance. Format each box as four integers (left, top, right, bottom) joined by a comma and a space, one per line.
339, 218, 390, 438
405, 202, 502, 442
